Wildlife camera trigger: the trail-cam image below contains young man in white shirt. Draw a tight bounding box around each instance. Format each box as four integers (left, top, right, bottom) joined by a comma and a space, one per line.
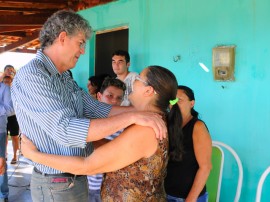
112, 50, 138, 106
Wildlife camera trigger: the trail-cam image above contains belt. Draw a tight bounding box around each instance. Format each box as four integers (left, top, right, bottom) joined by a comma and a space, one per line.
34, 167, 84, 178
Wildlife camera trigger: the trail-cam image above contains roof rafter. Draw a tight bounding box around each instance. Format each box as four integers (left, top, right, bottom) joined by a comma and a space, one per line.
0, 14, 50, 26
0, 7, 60, 13
0, 26, 41, 33
0, 30, 39, 53
0, 0, 114, 54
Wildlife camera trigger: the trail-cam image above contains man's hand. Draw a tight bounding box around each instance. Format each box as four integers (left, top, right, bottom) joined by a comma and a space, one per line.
21, 134, 38, 160
0, 158, 6, 175
131, 112, 167, 140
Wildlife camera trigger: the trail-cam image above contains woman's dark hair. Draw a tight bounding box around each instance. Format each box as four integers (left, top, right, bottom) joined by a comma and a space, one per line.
178, 85, 199, 118
146, 65, 183, 161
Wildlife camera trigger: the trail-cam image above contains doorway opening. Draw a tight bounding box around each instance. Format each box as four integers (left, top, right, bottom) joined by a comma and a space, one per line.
95, 27, 128, 76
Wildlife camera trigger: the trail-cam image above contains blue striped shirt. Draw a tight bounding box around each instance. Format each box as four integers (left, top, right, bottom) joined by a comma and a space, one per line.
11, 50, 112, 174
0, 83, 14, 133
88, 129, 123, 190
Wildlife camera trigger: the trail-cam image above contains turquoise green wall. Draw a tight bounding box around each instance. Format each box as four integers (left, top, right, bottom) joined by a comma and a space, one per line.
74, 0, 270, 201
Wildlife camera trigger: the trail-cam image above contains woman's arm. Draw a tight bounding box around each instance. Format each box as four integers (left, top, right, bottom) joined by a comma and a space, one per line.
108, 105, 134, 116
21, 125, 158, 175
86, 110, 167, 141
185, 121, 212, 202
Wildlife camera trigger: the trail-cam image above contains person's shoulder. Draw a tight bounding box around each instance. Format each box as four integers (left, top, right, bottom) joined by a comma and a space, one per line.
194, 119, 207, 129
0, 82, 10, 89
125, 124, 156, 139
126, 72, 138, 79
193, 119, 210, 138
0, 83, 11, 97
128, 72, 138, 76
17, 58, 40, 75
16, 58, 51, 82
130, 72, 138, 77
123, 72, 138, 85
195, 119, 204, 125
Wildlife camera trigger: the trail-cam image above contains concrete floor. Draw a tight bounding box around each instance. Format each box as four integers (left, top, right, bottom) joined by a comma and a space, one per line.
6, 140, 33, 202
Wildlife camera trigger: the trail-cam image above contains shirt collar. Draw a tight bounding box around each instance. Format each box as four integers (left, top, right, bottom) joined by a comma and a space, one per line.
36, 50, 60, 77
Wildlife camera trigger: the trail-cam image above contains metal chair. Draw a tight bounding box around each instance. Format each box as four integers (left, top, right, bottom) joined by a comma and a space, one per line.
256, 166, 270, 202
207, 141, 243, 202
206, 145, 224, 202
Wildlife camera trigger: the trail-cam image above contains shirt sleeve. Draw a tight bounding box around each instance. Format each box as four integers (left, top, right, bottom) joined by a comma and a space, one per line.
81, 89, 112, 119
11, 71, 91, 147
0, 84, 14, 117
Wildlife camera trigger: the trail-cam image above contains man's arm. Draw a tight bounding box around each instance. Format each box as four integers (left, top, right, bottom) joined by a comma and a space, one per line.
107, 105, 134, 116
0, 85, 14, 117
82, 90, 167, 141
86, 110, 166, 141
21, 124, 158, 175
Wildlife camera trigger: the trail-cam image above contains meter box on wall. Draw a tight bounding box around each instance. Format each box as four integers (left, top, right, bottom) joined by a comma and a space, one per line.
212, 46, 235, 81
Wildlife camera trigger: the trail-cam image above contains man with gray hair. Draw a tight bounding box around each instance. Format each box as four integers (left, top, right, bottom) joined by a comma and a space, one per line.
11, 10, 166, 202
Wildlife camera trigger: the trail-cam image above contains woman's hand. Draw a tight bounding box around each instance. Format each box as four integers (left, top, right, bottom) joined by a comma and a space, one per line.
21, 134, 38, 160
132, 111, 167, 140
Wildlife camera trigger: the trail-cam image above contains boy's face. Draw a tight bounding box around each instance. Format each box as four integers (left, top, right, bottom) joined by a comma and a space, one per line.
97, 86, 124, 106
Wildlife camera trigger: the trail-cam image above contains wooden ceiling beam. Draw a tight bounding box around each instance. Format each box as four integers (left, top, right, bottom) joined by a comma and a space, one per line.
0, 0, 115, 54
0, 30, 39, 53
0, 14, 50, 26
11, 48, 37, 54
0, 7, 59, 13
0, 2, 68, 9
0, 0, 69, 5
0, 0, 68, 3
0, 31, 28, 37
76, 0, 114, 10
0, 26, 41, 33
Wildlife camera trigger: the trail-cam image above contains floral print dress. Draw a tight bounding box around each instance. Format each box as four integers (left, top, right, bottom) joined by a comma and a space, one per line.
101, 138, 169, 202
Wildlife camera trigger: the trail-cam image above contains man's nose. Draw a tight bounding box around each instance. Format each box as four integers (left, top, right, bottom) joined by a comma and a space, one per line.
80, 47, 85, 54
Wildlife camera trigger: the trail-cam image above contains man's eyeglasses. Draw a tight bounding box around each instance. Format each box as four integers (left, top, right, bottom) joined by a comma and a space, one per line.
79, 41, 86, 50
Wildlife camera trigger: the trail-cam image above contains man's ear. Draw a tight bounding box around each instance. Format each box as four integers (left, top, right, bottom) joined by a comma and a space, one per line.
126, 62, 130, 68
96, 92, 102, 101
58, 31, 67, 45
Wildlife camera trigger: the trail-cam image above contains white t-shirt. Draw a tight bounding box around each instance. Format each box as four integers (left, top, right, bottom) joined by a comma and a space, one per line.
118, 72, 138, 106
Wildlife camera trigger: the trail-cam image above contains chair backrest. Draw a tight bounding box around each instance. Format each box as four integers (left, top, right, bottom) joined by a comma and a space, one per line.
206, 145, 224, 202
256, 166, 270, 202
212, 141, 243, 202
